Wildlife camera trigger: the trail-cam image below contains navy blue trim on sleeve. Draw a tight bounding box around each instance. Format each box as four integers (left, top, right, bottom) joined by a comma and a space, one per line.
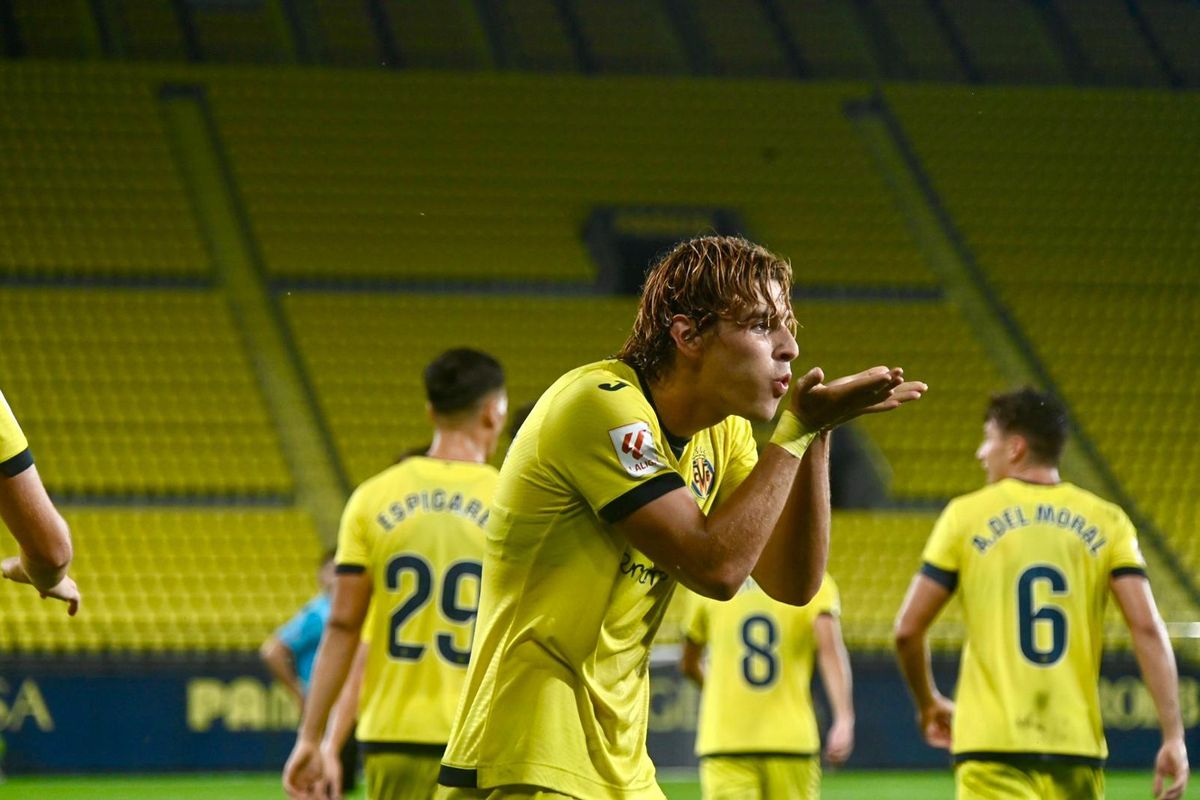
920, 562, 959, 592
1111, 566, 1148, 580
334, 563, 366, 575
599, 472, 686, 524
0, 448, 33, 478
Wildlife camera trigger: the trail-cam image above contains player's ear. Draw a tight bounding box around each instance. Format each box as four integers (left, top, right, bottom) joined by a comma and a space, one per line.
668, 314, 704, 363
1007, 433, 1028, 464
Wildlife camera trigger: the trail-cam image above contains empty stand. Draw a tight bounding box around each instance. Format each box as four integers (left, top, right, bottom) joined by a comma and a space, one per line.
190, 1, 291, 64
1055, 0, 1166, 87
384, 0, 493, 69
689, 0, 791, 77
0, 288, 293, 498
283, 291, 638, 485
489, 0, 579, 72
8, 0, 95, 59
105, 0, 189, 62
774, 0, 879, 79
309, 0, 381, 68
569, 0, 688, 74
889, 85, 1200, 594
939, 0, 1068, 85
872, 0, 963, 82
0, 509, 322, 652
0, 63, 209, 281
205, 73, 933, 287
1139, 0, 1200, 86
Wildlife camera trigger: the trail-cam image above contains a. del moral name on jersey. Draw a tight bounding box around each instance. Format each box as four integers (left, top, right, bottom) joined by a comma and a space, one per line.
374, 488, 490, 532
972, 502, 1109, 556
608, 420, 665, 478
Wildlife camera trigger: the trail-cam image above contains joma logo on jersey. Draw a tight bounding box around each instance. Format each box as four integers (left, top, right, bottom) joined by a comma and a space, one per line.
690, 454, 715, 500
609, 421, 665, 478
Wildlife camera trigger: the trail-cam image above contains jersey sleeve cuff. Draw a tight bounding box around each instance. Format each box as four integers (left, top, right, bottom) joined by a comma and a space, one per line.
334, 563, 367, 575
599, 472, 686, 524
920, 561, 959, 592
1111, 566, 1148, 580
0, 448, 33, 478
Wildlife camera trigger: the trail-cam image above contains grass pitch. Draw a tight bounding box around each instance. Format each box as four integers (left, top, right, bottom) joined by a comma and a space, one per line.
0, 769, 1168, 798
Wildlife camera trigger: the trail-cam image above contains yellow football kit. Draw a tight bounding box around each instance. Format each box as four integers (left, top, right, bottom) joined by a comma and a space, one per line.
0, 389, 33, 478
686, 576, 839, 756
440, 359, 758, 799
922, 478, 1146, 775
685, 576, 838, 800
336, 455, 498, 800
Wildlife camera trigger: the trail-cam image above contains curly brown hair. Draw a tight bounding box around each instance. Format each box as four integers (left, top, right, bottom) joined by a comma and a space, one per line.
616, 236, 794, 382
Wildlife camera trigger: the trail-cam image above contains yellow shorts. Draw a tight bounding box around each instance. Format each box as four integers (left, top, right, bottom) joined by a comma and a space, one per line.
955, 759, 1104, 800
700, 754, 821, 800
364, 751, 441, 800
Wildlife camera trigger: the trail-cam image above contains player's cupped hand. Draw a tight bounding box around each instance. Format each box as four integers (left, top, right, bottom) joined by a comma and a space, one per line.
1153, 738, 1189, 800
283, 739, 329, 800
823, 717, 855, 766
791, 366, 927, 431
2, 556, 82, 616
317, 742, 345, 800
919, 694, 954, 750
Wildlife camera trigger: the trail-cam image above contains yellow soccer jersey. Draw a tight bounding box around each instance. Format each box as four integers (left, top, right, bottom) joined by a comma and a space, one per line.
440, 359, 758, 799
335, 455, 498, 747
0, 389, 33, 478
685, 576, 839, 757
921, 479, 1146, 762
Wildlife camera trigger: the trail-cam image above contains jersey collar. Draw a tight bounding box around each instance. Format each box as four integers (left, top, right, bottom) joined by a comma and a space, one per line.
628, 363, 691, 459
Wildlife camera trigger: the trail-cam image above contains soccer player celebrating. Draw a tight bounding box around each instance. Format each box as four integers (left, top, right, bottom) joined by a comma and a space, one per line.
0, 388, 79, 615
681, 573, 854, 799
894, 388, 1190, 800
438, 236, 925, 798
283, 349, 508, 800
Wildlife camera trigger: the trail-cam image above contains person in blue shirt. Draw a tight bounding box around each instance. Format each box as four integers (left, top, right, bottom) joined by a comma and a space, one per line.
264, 550, 358, 791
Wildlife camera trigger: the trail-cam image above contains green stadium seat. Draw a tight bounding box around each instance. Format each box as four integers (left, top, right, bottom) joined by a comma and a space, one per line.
689, 0, 791, 77
105, 0, 188, 62
190, 2, 291, 64
570, 0, 688, 74
491, 0, 579, 72
310, 0, 380, 68
9, 0, 95, 59
385, 0, 493, 69
872, 0, 963, 82
1139, 0, 1200, 86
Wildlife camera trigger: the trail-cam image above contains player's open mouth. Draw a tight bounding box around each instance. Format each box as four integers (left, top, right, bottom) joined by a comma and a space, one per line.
772, 375, 790, 396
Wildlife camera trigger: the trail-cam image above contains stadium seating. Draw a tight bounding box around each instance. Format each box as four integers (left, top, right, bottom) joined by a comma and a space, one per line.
570, 0, 687, 74
7, 0, 95, 59
105, 0, 190, 62
688, 0, 791, 77
1056, 0, 1166, 87
773, 0, 879, 79
1139, 0, 1200, 86
888, 85, 1200, 590
383, 0, 493, 70
189, 2, 291, 64
282, 291, 639, 485
871, 0, 963, 82
0, 288, 293, 498
308, 0, 380, 68
940, 0, 1069, 84
0, 63, 208, 281
490, 0, 579, 72
205, 72, 934, 288
0, 508, 321, 652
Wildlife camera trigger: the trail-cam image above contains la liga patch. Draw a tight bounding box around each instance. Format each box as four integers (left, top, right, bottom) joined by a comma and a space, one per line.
608, 421, 666, 478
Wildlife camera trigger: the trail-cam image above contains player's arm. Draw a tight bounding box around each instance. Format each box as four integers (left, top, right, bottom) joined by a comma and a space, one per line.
319, 640, 367, 800
893, 572, 955, 749
1111, 573, 1189, 800
680, 637, 706, 688
282, 571, 371, 798
260, 634, 304, 706
752, 431, 831, 604
815, 612, 855, 765
0, 464, 79, 615
620, 368, 923, 602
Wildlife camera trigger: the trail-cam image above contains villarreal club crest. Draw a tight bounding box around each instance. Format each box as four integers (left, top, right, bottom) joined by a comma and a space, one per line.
690, 452, 716, 500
